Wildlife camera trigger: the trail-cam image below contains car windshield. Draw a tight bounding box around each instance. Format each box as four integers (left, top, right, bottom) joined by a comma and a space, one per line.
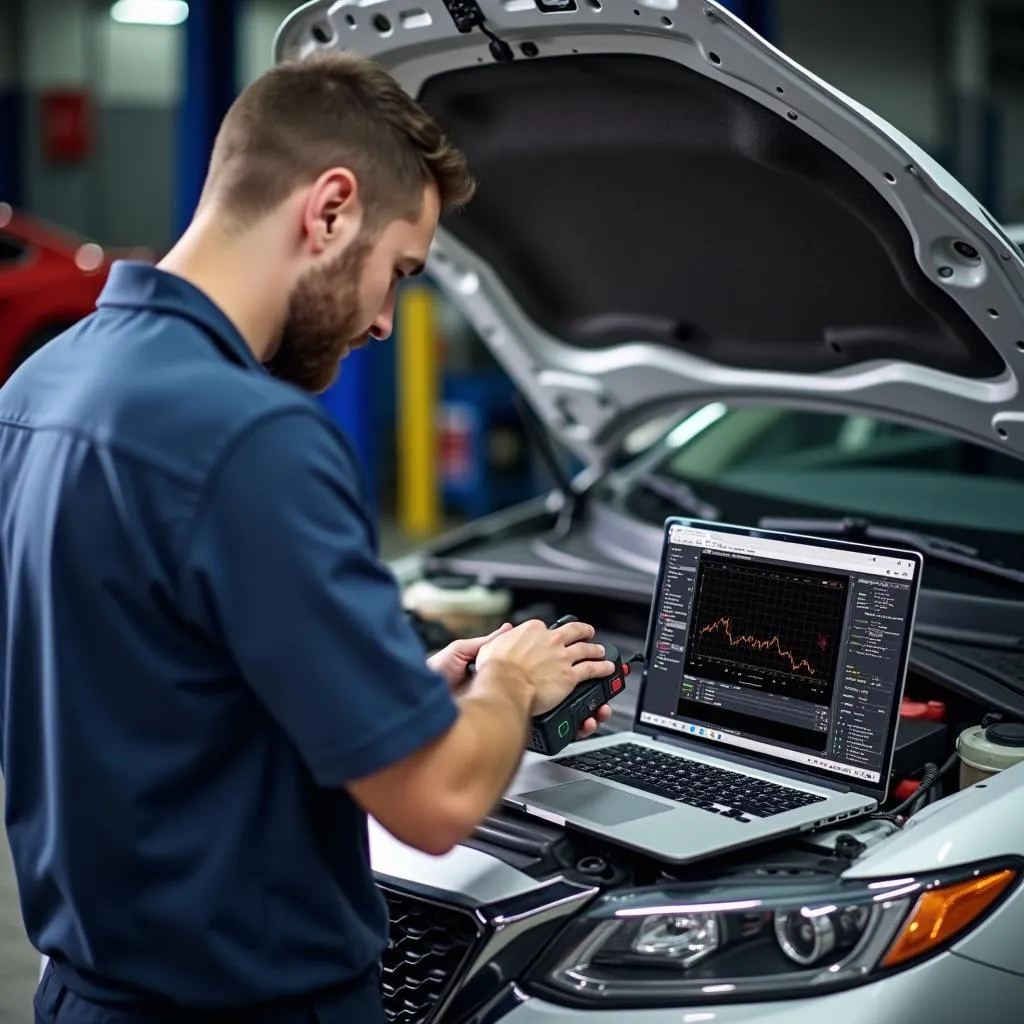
620, 403, 1024, 593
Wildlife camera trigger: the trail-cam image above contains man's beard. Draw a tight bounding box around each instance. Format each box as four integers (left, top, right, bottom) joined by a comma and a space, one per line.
265, 234, 374, 394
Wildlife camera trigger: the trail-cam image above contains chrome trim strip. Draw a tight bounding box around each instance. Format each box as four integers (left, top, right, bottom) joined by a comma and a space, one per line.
437, 877, 600, 1021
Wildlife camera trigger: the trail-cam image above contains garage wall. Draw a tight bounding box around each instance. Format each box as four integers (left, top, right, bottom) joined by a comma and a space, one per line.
19, 0, 292, 250
89, 19, 181, 249
20, 0, 93, 235
20, 0, 176, 246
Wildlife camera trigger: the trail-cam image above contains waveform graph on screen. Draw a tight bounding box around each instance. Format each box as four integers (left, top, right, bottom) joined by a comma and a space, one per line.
683, 555, 849, 703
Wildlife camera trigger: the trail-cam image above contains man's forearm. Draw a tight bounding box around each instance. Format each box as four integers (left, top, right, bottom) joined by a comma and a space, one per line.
445, 660, 534, 821
346, 659, 537, 856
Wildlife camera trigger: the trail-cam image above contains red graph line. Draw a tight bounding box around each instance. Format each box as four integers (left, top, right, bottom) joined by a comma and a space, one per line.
697, 616, 817, 675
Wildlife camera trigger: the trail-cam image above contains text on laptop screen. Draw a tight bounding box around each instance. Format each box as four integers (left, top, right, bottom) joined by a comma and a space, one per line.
639, 524, 918, 785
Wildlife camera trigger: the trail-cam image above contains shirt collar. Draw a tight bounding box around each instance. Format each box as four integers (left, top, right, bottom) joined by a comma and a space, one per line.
97, 261, 265, 372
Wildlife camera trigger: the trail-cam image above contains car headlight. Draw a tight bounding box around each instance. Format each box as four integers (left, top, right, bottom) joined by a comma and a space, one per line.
524, 861, 1018, 1008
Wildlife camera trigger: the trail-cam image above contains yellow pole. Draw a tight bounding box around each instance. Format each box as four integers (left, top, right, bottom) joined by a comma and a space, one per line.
397, 283, 440, 536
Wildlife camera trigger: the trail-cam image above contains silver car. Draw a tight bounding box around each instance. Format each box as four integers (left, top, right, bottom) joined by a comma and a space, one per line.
280, 1, 1024, 1021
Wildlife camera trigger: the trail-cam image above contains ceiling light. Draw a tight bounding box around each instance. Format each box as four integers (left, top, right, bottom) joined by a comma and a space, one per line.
110, 0, 189, 26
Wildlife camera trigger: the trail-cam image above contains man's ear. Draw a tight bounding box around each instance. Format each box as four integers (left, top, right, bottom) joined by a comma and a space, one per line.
301, 168, 362, 256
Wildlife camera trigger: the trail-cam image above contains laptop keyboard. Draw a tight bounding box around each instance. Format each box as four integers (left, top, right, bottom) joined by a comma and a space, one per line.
554, 742, 826, 822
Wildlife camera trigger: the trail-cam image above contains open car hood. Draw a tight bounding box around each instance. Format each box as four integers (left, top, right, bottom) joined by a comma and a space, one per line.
275, 0, 1024, 467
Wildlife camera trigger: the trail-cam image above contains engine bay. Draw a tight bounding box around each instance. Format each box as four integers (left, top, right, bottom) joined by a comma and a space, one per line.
388, 518, 1024, 1021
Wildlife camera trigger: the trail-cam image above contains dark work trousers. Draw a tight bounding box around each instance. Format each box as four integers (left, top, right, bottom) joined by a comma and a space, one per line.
34, 961, 387, 1024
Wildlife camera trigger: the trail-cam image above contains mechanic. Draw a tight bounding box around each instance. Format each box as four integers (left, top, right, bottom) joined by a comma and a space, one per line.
0, 53, 615, 1024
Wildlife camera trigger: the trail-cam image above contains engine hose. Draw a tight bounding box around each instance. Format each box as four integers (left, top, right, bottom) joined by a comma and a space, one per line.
940, 748, 961, 776
915, 749, 963, 812
891, 762, 939, 817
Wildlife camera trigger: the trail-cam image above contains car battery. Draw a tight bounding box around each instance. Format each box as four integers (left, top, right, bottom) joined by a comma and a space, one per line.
892, 717, 949, 782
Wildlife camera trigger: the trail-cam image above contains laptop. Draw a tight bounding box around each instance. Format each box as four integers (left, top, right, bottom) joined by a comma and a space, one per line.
504, 516, 923, 864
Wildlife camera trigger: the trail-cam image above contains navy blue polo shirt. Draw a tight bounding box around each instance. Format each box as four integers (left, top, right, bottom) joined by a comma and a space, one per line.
0, 262, 459, 1010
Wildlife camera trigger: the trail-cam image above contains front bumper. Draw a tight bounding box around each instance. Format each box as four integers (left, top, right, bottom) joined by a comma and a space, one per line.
371, 810, 1024, 1024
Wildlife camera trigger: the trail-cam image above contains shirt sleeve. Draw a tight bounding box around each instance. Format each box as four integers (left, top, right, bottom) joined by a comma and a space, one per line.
178, 408, 458, 787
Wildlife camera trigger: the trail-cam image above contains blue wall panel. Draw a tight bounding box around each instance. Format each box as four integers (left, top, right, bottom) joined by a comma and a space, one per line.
320, 347, 377, 510
176, 0, 239, 235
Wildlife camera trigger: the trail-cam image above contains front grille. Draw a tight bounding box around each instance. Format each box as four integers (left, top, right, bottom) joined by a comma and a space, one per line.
381, 887, 483, 1024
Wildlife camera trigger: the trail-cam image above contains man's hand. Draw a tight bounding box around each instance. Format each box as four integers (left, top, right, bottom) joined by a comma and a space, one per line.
426, 623, 514, 692
476, 618, 615, 736
426, 620, 614, 738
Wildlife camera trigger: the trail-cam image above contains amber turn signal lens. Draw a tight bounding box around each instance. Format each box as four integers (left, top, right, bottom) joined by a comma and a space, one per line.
882, 868, 1016, 968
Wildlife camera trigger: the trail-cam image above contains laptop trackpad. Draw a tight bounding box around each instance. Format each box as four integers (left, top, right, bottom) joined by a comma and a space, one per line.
522, 780, 674, 826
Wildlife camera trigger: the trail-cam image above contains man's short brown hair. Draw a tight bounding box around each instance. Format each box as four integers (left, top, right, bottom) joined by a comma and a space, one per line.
202, 52, 474, 230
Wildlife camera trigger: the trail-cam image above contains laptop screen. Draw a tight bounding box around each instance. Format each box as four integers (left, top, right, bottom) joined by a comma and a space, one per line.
637, 520, 921, 790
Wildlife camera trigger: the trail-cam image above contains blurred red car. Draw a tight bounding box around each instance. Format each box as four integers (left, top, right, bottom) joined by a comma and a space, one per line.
0, 203, 148, 381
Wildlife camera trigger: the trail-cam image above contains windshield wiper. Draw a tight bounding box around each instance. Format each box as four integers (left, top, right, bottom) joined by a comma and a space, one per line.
757, 516, 1024, 588
636, 474, 721, 520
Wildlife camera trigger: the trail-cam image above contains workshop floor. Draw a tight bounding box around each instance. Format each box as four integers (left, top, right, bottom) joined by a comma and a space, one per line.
0, 519, 440, 1018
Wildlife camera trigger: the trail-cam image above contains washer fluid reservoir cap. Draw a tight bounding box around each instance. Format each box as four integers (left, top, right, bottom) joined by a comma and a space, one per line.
984, 722, 1024, 747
